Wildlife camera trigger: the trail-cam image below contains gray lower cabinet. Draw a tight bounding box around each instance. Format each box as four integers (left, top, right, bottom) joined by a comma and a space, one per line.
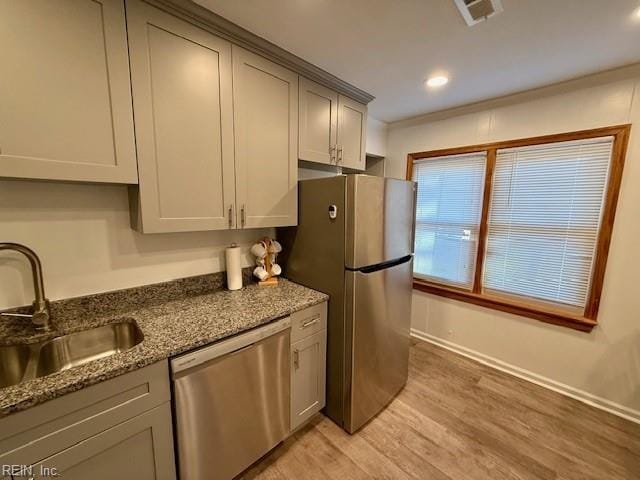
0, 361, 175, 480
290, 302, 327, 431
33, 404, 174, 480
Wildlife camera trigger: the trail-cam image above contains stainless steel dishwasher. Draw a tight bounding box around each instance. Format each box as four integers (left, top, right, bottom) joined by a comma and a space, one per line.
171, 317, 291, 480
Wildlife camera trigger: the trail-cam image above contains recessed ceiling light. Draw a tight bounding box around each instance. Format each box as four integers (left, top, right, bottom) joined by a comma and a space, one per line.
635, 6, 640, 19
425, 76, 449, 88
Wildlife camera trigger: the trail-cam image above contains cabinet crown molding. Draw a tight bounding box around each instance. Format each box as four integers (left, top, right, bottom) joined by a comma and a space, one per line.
145, 0, 375, 105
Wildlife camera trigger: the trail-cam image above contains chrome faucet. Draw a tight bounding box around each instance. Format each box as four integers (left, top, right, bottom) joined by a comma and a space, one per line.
0, 243, 52, 332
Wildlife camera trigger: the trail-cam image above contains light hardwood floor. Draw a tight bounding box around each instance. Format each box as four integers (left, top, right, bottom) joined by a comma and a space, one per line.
240, 338, 640, 480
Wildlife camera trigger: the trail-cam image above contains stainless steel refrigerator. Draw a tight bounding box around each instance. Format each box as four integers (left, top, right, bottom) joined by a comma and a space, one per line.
278, 174, 416, 433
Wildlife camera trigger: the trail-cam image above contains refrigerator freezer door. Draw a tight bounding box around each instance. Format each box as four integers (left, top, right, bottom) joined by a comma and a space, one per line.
344, 257, 413, 433
346, 175, 417, 269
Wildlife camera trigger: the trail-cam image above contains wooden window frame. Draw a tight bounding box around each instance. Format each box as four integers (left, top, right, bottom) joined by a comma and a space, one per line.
406, 124, 631, 332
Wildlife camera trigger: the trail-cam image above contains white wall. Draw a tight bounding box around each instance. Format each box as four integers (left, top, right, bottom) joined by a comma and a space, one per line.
386, 65, 640, 419
366, 117, 388, 157
0, 180, 270, 309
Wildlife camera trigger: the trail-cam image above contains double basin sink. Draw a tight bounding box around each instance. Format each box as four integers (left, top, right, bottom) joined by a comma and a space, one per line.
0, 320, 143, 388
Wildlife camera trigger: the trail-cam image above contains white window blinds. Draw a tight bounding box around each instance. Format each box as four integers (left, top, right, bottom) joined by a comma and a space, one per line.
412, 152, 486, 289
483, 137, 613, 308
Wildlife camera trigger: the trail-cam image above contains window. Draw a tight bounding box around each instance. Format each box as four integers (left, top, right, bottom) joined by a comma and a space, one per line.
484, 138, 612, 310
413, 152, 486, 289
407, 125, 630, 331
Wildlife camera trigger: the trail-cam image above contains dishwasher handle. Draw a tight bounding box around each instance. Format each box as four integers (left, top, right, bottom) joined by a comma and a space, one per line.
171, 317, 291, 375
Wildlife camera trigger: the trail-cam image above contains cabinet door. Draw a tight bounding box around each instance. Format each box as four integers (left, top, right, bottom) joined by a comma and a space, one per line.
337, 96, 367, 171
291, 329, 327, 431
232, 46, 298, 228
0, 0, 137, 183
299, 78, 338, 165
35, 403, 176, 480
127, 0, 236, 233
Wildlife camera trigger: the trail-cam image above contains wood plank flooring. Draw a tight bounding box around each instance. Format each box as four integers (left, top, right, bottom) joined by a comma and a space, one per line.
239, 338, 640, 480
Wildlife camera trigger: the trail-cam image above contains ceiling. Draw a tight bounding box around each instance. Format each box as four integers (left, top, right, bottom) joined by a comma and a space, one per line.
194, 0, 640, 123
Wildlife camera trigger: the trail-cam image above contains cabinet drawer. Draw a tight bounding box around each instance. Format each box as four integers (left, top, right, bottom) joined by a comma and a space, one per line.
291, 302, 327, 343
0, 361, 170, 466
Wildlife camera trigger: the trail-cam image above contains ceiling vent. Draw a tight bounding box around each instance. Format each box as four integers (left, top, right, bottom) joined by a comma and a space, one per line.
454, 0, 503, 26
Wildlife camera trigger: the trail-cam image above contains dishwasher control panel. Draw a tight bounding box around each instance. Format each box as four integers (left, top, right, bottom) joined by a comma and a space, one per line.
171, 316, 291, 374
259, 317, 291, 337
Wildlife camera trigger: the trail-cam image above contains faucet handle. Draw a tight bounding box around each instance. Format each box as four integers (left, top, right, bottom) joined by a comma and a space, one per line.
31, 309, 52, 331
0, 312, 34, 318
1, 300, 52, 332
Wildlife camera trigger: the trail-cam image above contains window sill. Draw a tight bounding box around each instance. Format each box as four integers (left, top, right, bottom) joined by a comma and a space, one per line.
412, 279, 597, 333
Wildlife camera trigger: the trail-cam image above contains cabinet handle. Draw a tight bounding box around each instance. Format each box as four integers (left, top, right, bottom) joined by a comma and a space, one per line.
302, 316, 319, 328
228, 205, 233, 228
241, 205, 246, 227
293, 349, 299, 369
329, 145, 336, 163
337, 146, 343, 164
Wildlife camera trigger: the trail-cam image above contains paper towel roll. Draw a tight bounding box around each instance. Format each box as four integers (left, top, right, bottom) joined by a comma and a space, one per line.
225, 244, 243, 291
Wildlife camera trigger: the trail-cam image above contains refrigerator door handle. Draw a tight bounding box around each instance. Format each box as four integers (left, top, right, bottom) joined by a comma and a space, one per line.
351, 254, 413, 274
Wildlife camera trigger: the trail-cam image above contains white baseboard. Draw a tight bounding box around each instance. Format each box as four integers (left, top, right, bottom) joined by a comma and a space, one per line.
410, 328, 640, 425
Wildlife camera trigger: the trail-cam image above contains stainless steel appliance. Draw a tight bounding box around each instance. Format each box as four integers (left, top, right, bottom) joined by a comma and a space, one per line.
279, 174, 416, 433
171, 318, 291, 480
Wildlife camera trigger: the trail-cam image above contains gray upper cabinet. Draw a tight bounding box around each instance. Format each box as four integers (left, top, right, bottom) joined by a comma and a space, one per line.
232, 46, 298, 229
0, 0, 369, 230
127, 5, 297, 233
126, 0, 236, 233
0, 0, 137, 183
298, 78, 338, 165
298, 77, 367, 171
337, 95, 368, 170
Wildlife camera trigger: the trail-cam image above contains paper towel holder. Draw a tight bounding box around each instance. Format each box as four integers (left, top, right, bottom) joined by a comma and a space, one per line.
251, 237, 281, 286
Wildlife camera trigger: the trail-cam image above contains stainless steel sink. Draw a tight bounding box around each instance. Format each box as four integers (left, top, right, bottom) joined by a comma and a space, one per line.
0, 320, 143, 388
0, 344, 31, 388
36, 322, 144, 377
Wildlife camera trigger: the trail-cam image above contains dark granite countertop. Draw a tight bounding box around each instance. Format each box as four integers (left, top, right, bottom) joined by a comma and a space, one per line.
0, 273, 328, 417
